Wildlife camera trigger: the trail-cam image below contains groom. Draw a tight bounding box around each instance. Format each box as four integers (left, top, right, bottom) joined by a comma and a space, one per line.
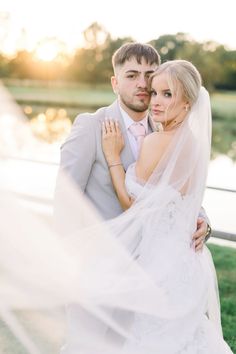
56, 42, 210, 250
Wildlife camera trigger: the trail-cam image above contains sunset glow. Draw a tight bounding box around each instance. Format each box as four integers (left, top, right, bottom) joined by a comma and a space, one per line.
0, 0, 235, 57
35, 41, 60, 62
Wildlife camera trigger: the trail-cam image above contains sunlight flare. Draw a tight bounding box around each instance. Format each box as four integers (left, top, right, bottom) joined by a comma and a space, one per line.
34, 39, 62, 62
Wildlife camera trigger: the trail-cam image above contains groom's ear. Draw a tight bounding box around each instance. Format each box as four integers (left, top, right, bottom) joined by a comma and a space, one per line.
111, 76, 118, 95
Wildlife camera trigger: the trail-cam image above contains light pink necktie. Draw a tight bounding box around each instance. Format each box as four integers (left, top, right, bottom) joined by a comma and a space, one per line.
129, 123, 146, 155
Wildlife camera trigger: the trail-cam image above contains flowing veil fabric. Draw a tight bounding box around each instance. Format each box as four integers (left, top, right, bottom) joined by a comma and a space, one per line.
0, 87, 233, 353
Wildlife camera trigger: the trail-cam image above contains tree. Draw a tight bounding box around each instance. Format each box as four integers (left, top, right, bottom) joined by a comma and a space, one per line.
149, 33, 190, 62
0, 53, 10, 77
67, 22, 134, 83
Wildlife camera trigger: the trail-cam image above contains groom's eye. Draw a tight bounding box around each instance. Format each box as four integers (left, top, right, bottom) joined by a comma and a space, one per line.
126, 74, 136, 79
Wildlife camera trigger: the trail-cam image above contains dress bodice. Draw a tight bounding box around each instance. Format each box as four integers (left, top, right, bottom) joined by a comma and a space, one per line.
125, 163, 144, 199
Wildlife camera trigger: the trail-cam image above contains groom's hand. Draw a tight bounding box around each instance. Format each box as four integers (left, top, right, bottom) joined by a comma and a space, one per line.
192, 217, 208, 252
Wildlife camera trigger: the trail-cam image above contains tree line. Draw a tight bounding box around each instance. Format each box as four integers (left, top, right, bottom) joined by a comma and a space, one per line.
0, 22, 236, 91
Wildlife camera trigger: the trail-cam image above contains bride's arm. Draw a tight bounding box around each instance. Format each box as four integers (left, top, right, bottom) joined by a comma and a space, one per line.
102, 120, 133, 210
102, 120, 170, 209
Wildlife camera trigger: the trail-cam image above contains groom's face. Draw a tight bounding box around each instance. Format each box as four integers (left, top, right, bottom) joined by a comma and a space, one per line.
111, 58, 157, 116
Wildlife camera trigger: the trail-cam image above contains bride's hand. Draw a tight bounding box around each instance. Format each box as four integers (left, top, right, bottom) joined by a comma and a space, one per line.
102, 119, 125, 165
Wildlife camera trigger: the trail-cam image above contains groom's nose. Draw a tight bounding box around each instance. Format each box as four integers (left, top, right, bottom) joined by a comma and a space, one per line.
137, 74, 148, 89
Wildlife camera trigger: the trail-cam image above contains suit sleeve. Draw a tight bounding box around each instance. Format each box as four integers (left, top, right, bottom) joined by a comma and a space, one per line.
58, 114, 96, 192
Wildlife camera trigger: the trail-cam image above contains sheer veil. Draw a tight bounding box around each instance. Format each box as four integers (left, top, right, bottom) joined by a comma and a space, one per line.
0, 86, 224, 353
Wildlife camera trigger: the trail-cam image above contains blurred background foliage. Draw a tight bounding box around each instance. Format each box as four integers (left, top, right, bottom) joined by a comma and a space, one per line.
0, 22, 236, 159
0, 22, 236, 91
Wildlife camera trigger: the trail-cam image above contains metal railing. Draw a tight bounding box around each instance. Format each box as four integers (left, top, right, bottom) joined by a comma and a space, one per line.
3, 154, 236, 192
3, 154, 236, 241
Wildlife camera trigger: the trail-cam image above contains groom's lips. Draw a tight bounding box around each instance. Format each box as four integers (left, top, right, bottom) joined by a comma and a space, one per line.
136, 92, 149, 98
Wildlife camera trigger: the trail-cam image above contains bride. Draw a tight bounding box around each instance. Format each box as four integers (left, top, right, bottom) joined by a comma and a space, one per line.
0, 60, 233, 354
100, 60, 233, 353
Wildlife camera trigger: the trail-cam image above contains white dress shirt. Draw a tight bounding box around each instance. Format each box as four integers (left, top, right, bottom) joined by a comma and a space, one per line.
119, 105, 148, 160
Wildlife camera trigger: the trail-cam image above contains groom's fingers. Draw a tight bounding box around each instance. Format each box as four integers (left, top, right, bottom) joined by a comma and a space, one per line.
194, 237, 204, 252
192, 218, 206, 240
192, 218, 207, 252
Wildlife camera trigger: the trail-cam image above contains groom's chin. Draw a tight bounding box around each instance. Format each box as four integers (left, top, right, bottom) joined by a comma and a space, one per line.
131, 101, 149, 113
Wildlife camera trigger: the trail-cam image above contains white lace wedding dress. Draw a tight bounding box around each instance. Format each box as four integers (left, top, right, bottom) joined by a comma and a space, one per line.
120, 163, 233, 354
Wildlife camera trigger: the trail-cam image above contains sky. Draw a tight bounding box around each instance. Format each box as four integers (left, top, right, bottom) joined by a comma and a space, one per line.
0, 0, 235, 57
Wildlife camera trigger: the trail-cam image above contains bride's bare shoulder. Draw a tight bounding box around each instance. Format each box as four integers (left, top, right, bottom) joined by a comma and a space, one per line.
136, 131, 173, 180
143, 131, 172, 149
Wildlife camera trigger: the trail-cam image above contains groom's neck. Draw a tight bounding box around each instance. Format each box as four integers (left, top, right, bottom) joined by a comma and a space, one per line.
119, 103, 148, 122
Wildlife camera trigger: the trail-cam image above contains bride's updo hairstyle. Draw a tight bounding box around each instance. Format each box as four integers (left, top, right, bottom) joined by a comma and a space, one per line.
149, 60, 202, 107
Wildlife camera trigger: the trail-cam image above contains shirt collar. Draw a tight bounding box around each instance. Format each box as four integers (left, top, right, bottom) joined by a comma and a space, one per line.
119, 104, 149, 132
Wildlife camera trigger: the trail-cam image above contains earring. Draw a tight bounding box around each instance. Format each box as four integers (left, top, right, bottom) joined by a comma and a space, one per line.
185, 106, 189, 111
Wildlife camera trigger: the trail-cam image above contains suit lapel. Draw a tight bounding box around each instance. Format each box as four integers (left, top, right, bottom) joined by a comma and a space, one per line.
147, 114, 163, 132
105, 101, 135, 171
147, 113, 156, 133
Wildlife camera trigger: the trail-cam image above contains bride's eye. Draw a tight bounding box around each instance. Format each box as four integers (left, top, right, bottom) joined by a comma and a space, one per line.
164, 91, 172, 97
150, 90, 157, 96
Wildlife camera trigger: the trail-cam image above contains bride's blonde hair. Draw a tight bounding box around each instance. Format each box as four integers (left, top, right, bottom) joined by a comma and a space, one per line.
149, 60, 202, 107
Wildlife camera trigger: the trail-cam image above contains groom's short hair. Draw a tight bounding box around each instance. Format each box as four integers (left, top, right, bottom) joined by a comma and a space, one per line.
112, 42, 161, 70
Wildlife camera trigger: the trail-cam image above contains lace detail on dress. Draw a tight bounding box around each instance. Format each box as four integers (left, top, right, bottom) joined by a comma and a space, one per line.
177, 325, 208, 354
122, 163, 232, 354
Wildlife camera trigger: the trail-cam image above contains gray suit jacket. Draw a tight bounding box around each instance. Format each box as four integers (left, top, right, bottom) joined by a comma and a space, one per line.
58, 100, 155, 220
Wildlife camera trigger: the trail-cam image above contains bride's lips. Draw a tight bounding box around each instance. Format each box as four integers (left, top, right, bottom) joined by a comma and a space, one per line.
152, 109, 164, 115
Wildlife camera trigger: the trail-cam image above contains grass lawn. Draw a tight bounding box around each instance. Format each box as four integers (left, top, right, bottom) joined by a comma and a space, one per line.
5, 82, 236, 123
4, 82, 116, 109
208, 244, 236, 352
211, 91, 236, 118
4, 82, 236, 113
4, 81, 116, 121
